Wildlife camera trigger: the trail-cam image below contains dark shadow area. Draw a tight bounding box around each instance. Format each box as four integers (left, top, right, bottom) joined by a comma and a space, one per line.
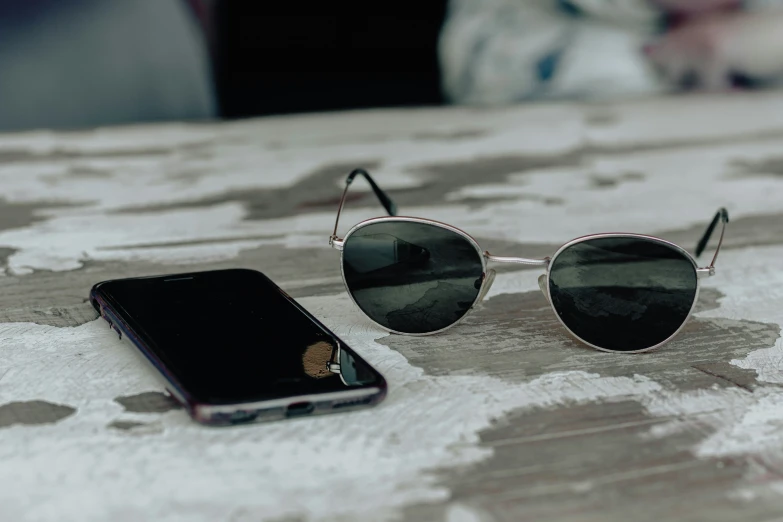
213, 0, 449, 118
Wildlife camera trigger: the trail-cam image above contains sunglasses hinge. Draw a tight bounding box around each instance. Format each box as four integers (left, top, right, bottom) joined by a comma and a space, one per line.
329, 236, 345, 251
696, 267, 715, 279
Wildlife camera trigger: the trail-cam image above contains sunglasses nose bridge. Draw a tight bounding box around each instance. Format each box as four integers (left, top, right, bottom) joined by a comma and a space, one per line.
484, 252, 550, 267
482, 252, 551, 303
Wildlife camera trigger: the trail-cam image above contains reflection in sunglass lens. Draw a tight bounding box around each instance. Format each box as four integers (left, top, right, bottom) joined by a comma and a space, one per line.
548, 237, 698, 352
342, 221, 484, 334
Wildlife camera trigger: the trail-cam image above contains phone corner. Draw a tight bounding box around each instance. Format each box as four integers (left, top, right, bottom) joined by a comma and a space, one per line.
88, 280, 110, 303
87, 285, 103, 313
372, 384, 388, 406
189, 402, 220, 426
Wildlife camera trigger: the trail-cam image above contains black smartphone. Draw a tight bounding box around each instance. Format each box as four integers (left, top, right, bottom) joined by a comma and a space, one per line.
90, 269, 386, 425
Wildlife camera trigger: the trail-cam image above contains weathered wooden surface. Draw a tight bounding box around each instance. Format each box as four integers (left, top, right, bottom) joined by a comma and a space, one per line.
1, 94, 783, 521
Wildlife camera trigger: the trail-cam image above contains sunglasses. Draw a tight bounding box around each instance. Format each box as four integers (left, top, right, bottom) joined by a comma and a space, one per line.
329, 169, 729, 353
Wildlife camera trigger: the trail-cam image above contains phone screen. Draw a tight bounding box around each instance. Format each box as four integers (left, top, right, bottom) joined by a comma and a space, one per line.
95, 269, 382, 405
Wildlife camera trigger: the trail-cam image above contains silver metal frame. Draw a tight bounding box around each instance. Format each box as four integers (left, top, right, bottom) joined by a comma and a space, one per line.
329, 174, 725, 353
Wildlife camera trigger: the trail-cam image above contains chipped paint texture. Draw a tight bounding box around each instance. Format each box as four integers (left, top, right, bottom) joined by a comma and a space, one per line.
0, 310, 661, 521
0, 94, 783, 520
634, 244, 783, 501
1, 96, 783, 274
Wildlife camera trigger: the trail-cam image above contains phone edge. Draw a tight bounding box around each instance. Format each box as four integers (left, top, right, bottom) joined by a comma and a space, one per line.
89, 274, 387, 427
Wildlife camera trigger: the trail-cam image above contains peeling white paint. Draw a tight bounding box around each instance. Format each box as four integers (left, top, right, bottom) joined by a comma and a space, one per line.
1, 97, 783, 274
0, 291, 662, 522
638, 244, 783, 500
695, 246, 783, 385
445, 503, 490, 522
1, 96, 783, 519
445, 140, 783, 244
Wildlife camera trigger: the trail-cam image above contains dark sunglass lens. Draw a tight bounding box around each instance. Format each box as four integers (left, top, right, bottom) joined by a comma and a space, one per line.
548, 237, 697, 352
342, 221, 484, 334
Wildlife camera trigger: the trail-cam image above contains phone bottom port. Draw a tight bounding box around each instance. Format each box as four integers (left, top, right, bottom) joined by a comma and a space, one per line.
286, 402, 315, 417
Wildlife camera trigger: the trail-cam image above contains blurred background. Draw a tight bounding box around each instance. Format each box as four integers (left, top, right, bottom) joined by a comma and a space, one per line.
0, 0, 448, 131
0, 0, 781, 132
214, 0, 448, 118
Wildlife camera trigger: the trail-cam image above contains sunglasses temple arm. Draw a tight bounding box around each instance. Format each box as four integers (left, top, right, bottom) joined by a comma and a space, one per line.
331, 168, 398, 243
694, 208, 729, 268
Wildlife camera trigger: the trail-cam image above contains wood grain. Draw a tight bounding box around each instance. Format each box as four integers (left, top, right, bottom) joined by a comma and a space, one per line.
0, 94, 782, 521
